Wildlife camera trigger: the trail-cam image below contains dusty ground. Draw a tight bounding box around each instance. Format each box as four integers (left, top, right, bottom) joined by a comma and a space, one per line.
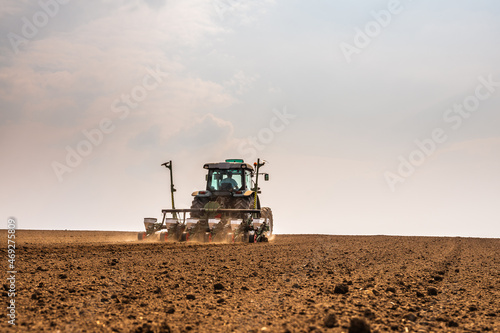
1, 230, 499, 332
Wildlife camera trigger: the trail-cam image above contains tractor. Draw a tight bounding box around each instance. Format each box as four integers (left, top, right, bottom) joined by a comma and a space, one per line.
138, 158, 273, 243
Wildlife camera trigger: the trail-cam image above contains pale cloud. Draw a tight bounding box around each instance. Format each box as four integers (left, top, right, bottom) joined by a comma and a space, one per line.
212, 0, 276, 26
268, 85, 281, 94
0, 0, 238, 130
0, 0, 31, 19
224, 70, 258, 95
437, 137, 500, 160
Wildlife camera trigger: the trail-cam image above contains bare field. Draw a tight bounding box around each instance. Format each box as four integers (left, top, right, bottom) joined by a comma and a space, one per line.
1, 230, 499, 332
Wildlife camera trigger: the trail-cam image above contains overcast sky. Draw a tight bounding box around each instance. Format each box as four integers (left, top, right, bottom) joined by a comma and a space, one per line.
1, 0, 499, 237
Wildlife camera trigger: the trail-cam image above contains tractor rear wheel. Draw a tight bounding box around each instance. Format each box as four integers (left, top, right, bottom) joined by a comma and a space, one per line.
261, 207, 273, 235
138, 232, 146, 240
191, 197, 209, 218
235, 196, 253, 209
235, 196, 253, 219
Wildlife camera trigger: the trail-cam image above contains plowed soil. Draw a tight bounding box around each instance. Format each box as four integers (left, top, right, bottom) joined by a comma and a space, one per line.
1, 230, 499, 332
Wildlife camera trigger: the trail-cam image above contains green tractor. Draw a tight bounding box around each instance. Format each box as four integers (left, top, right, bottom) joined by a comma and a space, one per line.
138, 158, 273, 243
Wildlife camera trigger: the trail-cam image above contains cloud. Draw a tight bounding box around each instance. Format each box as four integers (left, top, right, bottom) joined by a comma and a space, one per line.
161, 113, 238, 154
0, 0, 242, 143
128, 124, 162, 150
143, 0, 166, 10
212, 0, 276, 26
224, 70, 258, 95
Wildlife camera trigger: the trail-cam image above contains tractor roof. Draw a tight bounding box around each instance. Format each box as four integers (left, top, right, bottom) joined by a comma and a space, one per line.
203, 160, 254, 171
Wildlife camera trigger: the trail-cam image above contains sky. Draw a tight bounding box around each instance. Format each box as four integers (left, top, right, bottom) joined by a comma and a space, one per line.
1, 0, 499, 237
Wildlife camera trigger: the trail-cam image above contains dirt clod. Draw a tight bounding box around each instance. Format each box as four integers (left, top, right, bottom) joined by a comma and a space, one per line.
427, 287, 438, 296
158, 321, 171, 332
134, 323, 154, 333
323, 313, 338, 328
334, 284, 349, 294
363, 309, 375, 320
349, 317, 371, 333
386, 287, 396, 293
404, 313, 417, 322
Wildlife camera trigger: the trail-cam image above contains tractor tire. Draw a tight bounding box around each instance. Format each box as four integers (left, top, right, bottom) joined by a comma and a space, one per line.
138, 232, 146, 241
249, 232, 256, 243
190, 197, 209, 218
159, 233, 167, 242
235, 196, 254, 209
235, 196, 253, 219
261, 207, 273, 235
180, 232, 189, 242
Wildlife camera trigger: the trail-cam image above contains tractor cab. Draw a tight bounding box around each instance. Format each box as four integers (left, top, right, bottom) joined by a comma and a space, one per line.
190, 159, 267, 218
206, 168, 252, 192
203, 159, 254, 194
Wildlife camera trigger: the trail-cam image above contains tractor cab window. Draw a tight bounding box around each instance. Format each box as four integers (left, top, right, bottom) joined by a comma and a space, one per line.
244, 170, 252, 190
207, 169, 243, 191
